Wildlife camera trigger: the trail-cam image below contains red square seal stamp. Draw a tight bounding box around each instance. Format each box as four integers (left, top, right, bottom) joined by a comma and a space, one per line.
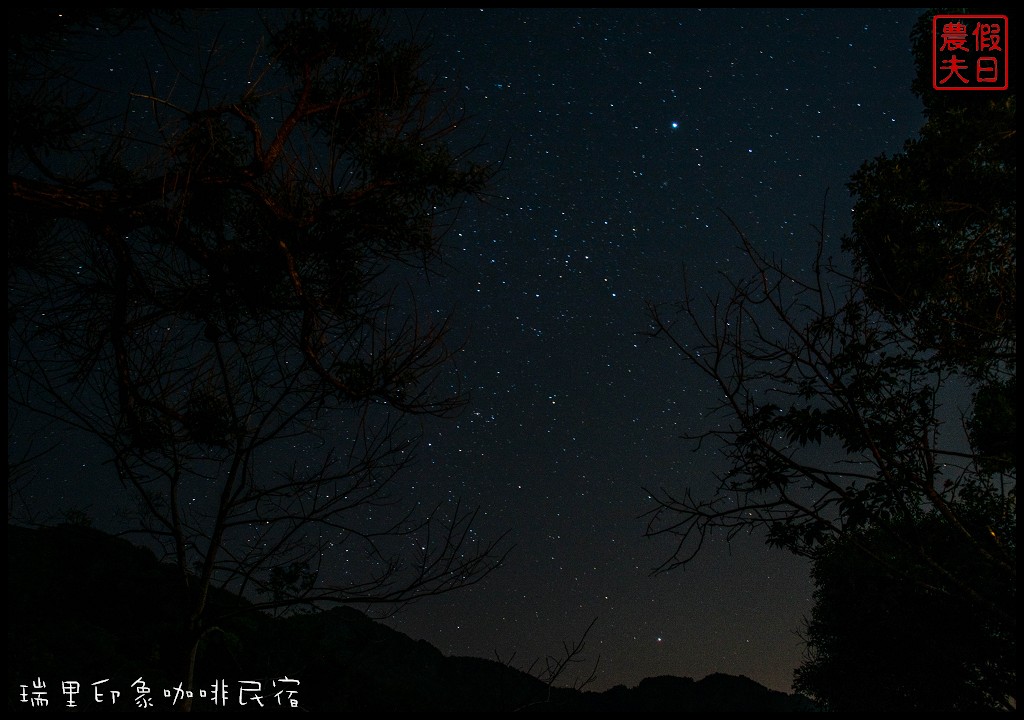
932, 15, 1009, 90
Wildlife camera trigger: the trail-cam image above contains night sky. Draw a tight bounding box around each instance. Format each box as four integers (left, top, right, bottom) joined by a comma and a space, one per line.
13, 8, 929, 696
384, 8, 927, 694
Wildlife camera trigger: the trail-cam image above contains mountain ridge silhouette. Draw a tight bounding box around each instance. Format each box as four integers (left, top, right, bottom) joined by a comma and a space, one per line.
7, 524, 815, 711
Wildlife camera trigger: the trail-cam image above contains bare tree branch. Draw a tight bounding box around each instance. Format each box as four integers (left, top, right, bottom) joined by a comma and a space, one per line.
641, 210, 1015, 629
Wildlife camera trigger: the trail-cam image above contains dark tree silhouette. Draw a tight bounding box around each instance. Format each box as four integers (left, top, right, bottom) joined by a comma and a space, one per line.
844, 11, 1016, 475
846, 12, 1015, 381
642, 9, 1014, 709
643, 219, 1013, 612
8, 8, 509, 705
794, 512, 1015, 711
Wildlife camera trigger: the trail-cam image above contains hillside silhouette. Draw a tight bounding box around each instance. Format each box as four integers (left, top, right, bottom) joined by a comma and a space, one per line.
8, 524, 814, 712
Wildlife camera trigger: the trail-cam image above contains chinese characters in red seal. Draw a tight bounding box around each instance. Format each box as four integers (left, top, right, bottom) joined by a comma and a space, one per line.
932, 15, 1009, 90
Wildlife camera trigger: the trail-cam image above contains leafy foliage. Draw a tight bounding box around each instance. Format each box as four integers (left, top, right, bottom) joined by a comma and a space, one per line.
794, 510, 1016, 711
845, 12, 1015, 379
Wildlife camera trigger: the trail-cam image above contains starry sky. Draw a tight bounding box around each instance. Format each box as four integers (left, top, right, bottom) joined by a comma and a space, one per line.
11, 8, 929, 696
381, 7, 928, 694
